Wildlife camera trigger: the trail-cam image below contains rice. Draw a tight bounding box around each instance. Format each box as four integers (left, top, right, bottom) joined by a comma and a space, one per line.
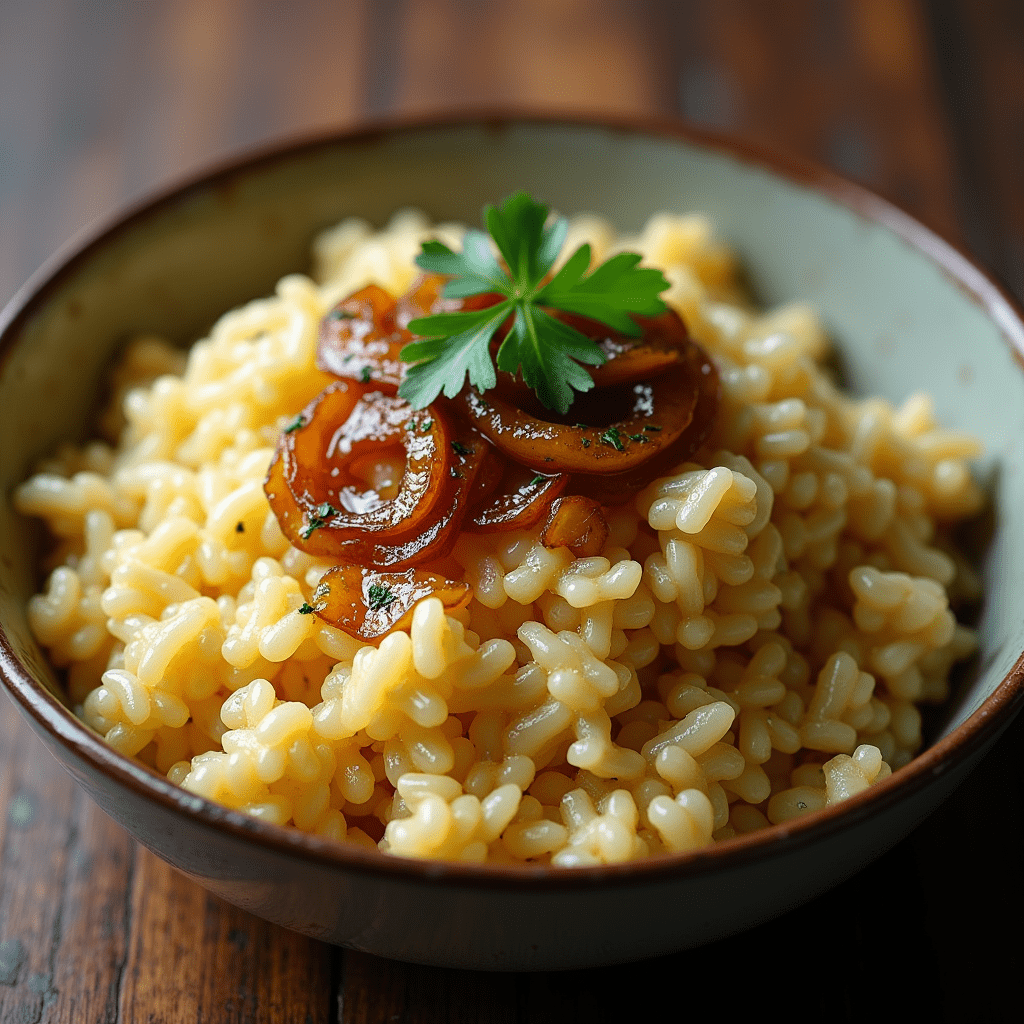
14, 208, 983, 864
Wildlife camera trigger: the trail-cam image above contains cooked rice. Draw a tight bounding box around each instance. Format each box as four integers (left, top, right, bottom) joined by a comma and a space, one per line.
15, 208, 983, 864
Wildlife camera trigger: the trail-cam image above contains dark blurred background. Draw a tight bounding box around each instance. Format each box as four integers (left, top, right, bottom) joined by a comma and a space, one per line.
1, 2, 1023, 1022
2, 0, 1023, 307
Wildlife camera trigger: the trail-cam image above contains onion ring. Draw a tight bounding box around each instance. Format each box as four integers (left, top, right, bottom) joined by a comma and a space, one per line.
453, 343, 709, 475
265, 382, 451, 558
572, 343, 721, 504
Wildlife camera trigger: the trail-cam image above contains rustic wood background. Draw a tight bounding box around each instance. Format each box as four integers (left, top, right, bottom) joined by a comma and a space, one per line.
2, 1, 1023, 1020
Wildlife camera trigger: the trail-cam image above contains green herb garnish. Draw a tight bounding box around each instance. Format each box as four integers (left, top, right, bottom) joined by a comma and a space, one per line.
301, 502, 341, 539
528, 474, 545, 487
367, 583, 396, 611
283, 414, 305, 433
359, 366, 372, 383
629, 433, 649, 443
599, 426, 626, 451
451, 440, 473, 456
398, 192, 669, 415
298, 602, 315, 615
643, 424, 662, 432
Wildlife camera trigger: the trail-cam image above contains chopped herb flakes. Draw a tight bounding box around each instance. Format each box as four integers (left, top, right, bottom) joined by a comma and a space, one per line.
235, 521, 245, 533
420, 419, 433, 432
629, 433, 649, 443
283, 415, 305, 433
359, 366, 372, 383
581, 437, 591, 448
451, 440, 473, 456
599, 426, 626, 451
528, 474, 545, 487
367, 583, 396, 611
643, 424, 662, 432
301, 502, 340, 539
298, 602, 315, 615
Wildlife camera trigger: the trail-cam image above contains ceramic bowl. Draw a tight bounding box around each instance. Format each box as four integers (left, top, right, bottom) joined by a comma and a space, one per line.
2, 115, 1023, 971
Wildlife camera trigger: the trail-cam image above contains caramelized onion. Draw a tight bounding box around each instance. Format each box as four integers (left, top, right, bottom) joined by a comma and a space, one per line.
317, 286, 406, 390
454, 347, 706, 475
265, 382, 451, 558
541, 496, 609, 556
319, 274, 506, 391
310, 565, 471, 639
334, 430, 487, 567
573, 343, 721, 504
282, 276, 721, 569
468, 466, 569, 533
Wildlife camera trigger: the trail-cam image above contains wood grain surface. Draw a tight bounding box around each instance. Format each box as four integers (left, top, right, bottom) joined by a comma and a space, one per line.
1, 1, 1022, 1021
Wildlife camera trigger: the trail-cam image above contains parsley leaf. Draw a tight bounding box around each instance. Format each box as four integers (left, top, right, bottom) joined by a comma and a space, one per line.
398, 192, 669, 415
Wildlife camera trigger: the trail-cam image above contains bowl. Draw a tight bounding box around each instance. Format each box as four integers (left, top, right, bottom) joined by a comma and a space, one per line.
2, 113, 1023, 971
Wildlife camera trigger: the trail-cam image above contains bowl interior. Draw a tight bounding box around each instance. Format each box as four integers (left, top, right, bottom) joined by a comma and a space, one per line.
2, 118, 1022, 762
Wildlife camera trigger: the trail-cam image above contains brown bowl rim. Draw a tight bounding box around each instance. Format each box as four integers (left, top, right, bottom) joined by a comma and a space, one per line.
2, 109, 1024, 892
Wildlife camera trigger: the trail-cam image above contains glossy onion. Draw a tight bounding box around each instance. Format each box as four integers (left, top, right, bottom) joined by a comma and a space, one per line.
468, 467, 570, 533
455, 353, 704, 475
573, 342, 720, 504
265, 382, 451, 559
317, 285, 406, 390
540, 496, 609, 557
310, 565, 471, 640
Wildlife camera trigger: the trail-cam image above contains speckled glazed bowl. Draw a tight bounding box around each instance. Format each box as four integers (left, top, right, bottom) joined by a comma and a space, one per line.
2, 115, 1023, 971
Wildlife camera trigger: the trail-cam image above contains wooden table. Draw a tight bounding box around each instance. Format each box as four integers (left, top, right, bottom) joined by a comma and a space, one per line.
2, 2, 1022, 1020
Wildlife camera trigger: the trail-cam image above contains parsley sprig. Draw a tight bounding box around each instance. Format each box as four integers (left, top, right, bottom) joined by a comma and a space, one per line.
398, 192, 670, 415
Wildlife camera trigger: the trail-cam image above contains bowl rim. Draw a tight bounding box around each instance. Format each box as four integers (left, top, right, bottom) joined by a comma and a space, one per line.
2, 108, 1024, 891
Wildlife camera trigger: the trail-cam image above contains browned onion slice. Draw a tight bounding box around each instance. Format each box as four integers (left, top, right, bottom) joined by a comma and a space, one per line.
573, 343, 721, 504
453, 347, 707, 475
318, 275, 509, 392
583, 309, 694, 388
310, 565, 471, 639
264, 382, 452, 558
468, 466, 569, 533
541, 496, 609, 556
330, 428, 488, 568
317, 285, 406, 390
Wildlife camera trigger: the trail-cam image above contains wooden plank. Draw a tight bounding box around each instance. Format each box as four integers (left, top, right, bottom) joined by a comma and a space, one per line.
929, 0, 1024, 298
0, 0, 371, 308
116, 848, 333, 1024
45, 803, 135, 1024
910, 715, 1024, 1023
0, 699, 136, 1024
690, 0, 962, 240
341, 952, 518, 1024
390, 0, 677, 116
